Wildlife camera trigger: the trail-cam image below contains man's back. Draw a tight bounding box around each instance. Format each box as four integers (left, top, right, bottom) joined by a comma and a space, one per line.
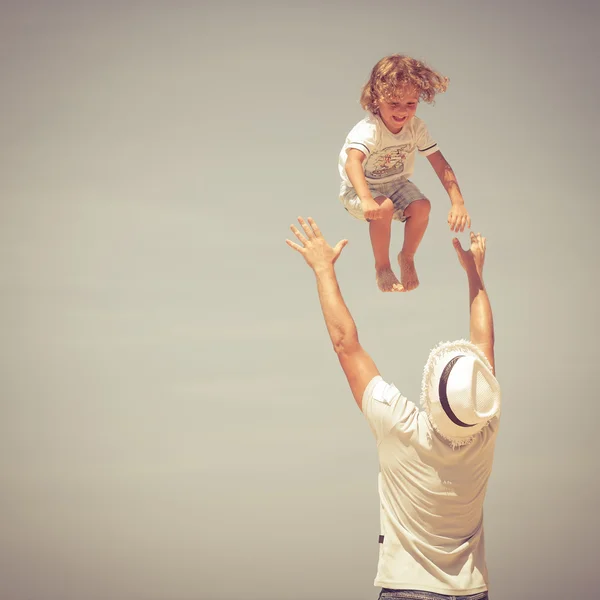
364, 376, 499, 594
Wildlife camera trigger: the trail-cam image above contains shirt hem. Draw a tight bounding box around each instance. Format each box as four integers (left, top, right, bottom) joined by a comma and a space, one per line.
364, 174, 414, 186
338, 175, 414, 193
374, 580, 488, 595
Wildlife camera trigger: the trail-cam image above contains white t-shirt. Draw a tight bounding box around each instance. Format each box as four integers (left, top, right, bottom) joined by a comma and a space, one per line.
361, 376, 500, 595
339, 114, 438, 187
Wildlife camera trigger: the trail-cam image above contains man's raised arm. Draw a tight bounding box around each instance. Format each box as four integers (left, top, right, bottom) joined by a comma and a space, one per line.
452, 232, 495, 373
286, 217, 380, 409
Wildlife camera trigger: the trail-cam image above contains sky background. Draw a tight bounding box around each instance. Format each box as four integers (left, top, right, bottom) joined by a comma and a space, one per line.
1, 1, 598, 599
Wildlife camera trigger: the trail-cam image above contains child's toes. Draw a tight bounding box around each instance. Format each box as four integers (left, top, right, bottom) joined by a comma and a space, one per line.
376, 267, 403, 292
398, 253, 420, 292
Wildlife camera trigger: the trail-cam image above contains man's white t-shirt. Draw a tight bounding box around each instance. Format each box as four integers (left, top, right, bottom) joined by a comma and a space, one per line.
361, 376, 500, 595
338, 114, 439, 187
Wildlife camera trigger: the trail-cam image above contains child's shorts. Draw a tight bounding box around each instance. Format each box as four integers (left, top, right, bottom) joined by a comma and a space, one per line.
339, 178, 427, 222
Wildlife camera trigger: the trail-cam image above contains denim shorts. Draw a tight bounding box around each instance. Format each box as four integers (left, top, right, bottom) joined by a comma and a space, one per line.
379, 589, 488, 600
339, 178, 427, 222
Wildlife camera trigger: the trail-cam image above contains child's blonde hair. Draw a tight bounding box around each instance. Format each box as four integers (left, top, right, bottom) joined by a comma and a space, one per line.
360, 55, 449, 114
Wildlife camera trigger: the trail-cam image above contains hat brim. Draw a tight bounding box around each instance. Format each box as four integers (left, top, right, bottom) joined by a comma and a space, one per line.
420, 340, 497, 448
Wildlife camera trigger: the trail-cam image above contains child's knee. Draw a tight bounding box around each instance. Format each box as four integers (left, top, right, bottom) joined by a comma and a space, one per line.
406, 198, 431, 218
375, 196, 395, 219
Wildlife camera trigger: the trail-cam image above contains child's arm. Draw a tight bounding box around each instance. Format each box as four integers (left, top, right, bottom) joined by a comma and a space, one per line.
426, 150, 471, 232
345, 149, 384, 221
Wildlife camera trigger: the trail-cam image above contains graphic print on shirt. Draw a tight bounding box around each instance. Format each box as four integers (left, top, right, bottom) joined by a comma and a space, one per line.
365, 144, 413, 179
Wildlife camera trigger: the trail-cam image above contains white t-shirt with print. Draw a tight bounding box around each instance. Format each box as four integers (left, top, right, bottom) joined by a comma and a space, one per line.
339, 114, 438, 187
361, 375, 500, 595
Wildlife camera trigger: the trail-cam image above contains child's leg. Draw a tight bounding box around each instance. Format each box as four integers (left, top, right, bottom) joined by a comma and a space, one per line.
397, 199, 431, 291
370, 196, 403, 292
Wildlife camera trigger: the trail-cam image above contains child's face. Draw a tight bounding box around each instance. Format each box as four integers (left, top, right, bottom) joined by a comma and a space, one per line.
378, 85, 419, 134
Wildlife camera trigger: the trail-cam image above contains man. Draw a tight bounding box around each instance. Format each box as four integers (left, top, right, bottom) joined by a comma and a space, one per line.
286, 217, 500, 600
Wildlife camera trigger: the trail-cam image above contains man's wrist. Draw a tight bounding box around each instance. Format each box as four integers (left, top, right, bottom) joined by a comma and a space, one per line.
466, 266, 484, 286
313, 263, 336, 277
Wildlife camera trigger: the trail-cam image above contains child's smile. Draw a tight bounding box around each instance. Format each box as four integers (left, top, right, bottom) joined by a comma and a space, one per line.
378, 85, 420, 134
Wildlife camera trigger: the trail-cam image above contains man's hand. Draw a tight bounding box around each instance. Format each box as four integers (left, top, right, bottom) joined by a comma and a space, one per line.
286, 217, 348, 271
452, 231, 486, 276
448, 204, 471, 233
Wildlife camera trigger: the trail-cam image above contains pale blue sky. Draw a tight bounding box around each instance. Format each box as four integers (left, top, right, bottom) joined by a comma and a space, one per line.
1, 1, 598, 599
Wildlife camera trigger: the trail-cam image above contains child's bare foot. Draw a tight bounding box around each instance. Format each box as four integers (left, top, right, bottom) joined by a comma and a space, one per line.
376, 266, 404, 292
398, 252, 419, 291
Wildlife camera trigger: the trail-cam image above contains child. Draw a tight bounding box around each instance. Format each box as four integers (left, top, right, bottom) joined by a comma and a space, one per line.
339, 55, 471, 292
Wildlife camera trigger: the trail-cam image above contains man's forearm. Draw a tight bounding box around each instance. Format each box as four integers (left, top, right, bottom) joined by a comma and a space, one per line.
313, 265, 359, 352
467, 268, 495, 357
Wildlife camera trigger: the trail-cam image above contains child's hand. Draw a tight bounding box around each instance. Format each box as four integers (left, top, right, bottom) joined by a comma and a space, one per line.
447, 204, 471, 232
362, 198, 384, 221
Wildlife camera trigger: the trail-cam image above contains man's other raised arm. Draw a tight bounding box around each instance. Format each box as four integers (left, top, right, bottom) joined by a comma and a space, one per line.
452, 232, 495, 373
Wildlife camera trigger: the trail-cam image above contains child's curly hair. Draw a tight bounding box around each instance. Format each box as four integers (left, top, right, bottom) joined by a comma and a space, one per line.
360, 55, 449, 114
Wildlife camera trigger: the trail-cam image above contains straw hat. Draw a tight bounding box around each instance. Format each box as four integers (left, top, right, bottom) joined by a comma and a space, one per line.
420, 340, 501, 448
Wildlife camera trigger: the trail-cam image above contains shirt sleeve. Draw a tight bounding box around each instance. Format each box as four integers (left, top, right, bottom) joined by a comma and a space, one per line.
415, 119, 439, 156
345, 118, 378, 158
361, 376, 418, 445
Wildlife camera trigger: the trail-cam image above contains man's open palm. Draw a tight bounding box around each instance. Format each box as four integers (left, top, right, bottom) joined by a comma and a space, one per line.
286, 217, 348, 270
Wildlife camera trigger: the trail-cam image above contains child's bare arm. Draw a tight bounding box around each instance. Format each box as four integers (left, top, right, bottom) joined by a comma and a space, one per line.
427, 150, 464, 204
426, 150, 471, 232
345, 149, 384, 220
345, 149, 372, 201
